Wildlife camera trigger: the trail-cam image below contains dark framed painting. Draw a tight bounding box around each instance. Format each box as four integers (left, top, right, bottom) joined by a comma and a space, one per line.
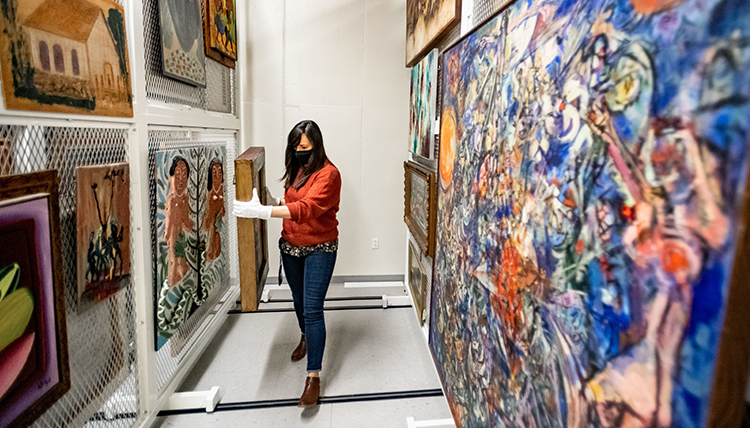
203, 0, 236, 69
430, 0, 750, 425
0, 0, 133, 117
235, 147, 269, 312
405, 0, 461, 67
407, 240, 428, 326
158, 0, 207, 87
409, 49, 437, 160
0, 170, 69, 428
75, 163, 130, 313
404, 161, 437, 257
153, 146, 228, 350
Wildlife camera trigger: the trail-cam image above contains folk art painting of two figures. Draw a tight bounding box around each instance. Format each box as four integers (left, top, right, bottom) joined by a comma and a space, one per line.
430, 0, 750, 426
0, 0, 132, 116
154, 147, 227, 350
76, 163, 130, 313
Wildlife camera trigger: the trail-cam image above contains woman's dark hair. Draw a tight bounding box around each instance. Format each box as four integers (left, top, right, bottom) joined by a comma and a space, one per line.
282, 120, 329, 189
169, 156, 190, 177
207, 159, 223, 190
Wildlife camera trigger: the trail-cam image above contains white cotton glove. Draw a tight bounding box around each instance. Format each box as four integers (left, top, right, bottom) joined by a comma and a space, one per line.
233, 188, 272, 220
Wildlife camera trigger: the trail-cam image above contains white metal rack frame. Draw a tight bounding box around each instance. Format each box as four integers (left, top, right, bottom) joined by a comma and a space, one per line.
0, 0, 242, 426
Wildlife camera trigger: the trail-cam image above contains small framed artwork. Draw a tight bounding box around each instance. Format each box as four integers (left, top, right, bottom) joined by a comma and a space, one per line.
158, 0, 207, 87
408, 240, 428, 326
409, 50, 437, 160
406, 0, 461, 67
76, 163, 130, 313
404, 161, 437, 257
0, 170, 70, 428
203, 0, 237, 69
235, 147, 269, 312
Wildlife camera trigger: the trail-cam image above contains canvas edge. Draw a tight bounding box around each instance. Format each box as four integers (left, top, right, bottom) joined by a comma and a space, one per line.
708, 164, 750, 426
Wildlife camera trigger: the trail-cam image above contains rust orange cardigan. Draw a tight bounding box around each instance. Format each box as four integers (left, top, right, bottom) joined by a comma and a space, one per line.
282, 162, 341, 247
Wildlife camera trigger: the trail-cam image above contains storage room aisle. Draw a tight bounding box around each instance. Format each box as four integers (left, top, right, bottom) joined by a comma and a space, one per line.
151, 281, 452, 428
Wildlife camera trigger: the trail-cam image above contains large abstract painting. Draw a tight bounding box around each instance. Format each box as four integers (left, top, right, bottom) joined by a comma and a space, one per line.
430, 0, 750, 426
76, 163, 130, 313
409, 50, 437, 159
406, 0, 460, 66
158, 0, 206, 87
0, 0, 133, 117
154, 147, 227, 350
0, 171, 69, 428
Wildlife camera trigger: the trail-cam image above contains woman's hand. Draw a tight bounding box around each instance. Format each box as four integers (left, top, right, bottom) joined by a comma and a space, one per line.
233, 189, 272, 220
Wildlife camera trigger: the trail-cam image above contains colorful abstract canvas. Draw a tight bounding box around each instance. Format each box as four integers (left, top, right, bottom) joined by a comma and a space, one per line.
0, 0, 133, 117
406, 0, 460, 66
158, 0, 206, 87
0, 171, 69, 428
409, 50, 437, 159
76, 163, 130, 313
154, 147, 227, 350
431, 0, 750, 426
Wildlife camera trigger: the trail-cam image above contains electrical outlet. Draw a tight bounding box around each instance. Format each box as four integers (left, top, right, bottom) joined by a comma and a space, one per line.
371, 238, 379, 249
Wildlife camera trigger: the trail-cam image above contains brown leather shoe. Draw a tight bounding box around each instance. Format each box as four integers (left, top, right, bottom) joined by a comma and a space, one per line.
298, 376, 320, 407
291, 335, 307, 362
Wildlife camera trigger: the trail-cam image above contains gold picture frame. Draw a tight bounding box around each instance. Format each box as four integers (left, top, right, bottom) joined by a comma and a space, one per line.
404, 161, 437, 257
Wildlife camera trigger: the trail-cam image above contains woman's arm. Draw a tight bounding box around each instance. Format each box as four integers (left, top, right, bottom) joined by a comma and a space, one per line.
271, 206, 291, 219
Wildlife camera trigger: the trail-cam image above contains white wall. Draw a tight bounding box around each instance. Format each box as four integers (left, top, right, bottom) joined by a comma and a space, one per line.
241, 0, 410, 277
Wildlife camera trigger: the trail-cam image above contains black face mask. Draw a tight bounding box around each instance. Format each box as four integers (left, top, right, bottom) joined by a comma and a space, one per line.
296, 149, 313, 166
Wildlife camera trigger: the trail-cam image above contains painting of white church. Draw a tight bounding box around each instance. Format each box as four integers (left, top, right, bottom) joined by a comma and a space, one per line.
0, 0, 133, 116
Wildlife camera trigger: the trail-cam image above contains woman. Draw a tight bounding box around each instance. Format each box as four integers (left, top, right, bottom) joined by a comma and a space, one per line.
233, 120, 341, 407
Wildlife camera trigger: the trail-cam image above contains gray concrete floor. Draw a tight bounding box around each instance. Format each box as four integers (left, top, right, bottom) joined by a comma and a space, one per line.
152, 283, 452, 427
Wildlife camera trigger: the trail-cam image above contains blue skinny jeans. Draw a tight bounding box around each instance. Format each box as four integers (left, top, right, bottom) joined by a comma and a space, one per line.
281, 249, 337, 372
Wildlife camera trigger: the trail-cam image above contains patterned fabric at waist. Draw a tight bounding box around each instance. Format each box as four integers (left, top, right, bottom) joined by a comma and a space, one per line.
279, 237, 338, 257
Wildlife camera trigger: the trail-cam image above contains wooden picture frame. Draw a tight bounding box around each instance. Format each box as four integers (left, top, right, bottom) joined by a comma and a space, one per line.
407, 240, 428, 326
202, 0, 236, 69
0, 170, 70, 428
405, 0, 461, 67
235, 147, 269, 312
404, 161, 437, 257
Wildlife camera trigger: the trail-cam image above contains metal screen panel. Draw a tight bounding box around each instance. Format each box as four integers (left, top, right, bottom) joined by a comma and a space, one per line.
147, 128, 238, 391
0, 124, 139, 428
142, 0, 236, 115
473, 0, 513, 25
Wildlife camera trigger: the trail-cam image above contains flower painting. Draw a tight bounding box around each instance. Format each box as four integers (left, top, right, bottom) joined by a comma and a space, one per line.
76, 163, 130, 313
430, 0, 750, 426
0, 171, 68, 428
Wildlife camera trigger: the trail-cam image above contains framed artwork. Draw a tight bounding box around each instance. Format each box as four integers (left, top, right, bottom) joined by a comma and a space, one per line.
404, 161, 437, 257
405, 0, 460, 67
430, 0, 750, 426
75, 163, 130, 313
158, 0, 206, 87
203, 0, 236, 69
0, 170, 69, 428
409, 50, 437, 160
153, 147, 227, 350
407, 240, 427, 326
0, 0, 133, 117
235, 147, 269, 312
